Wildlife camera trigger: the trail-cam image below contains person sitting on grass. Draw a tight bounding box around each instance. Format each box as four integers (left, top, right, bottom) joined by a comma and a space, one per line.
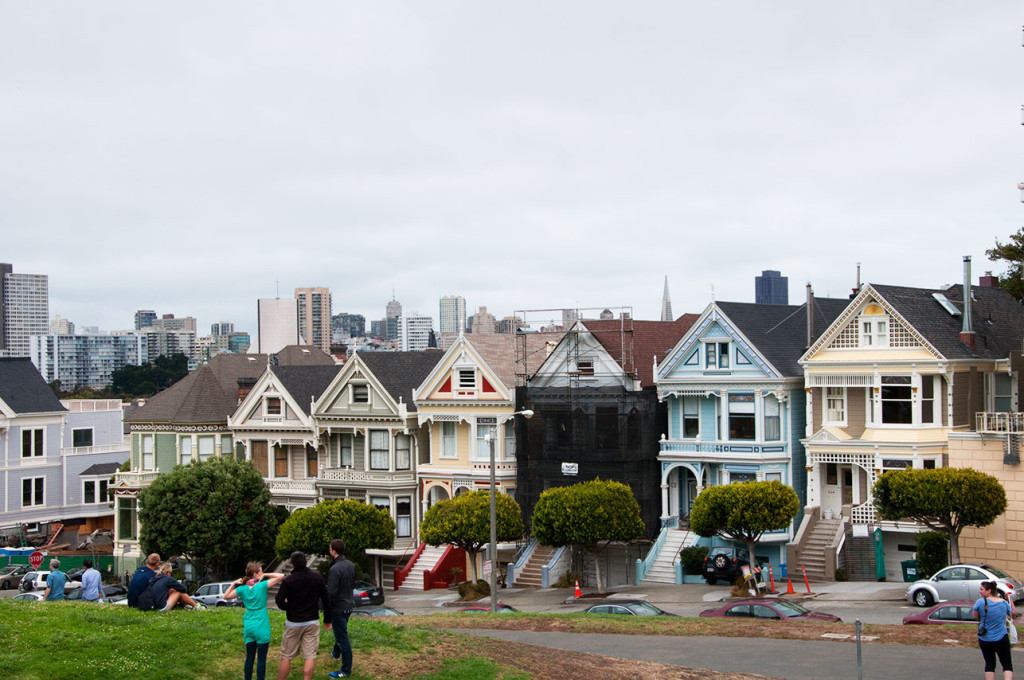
148, 562, 204, 611
127, 553, 161, 607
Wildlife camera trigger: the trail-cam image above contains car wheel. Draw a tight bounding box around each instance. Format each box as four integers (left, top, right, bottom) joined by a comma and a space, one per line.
714, 555, 729, 570
0, 581, 8, 590
913, 590, 933, 607
705, 577, 716, 585
216, 601, 226, 607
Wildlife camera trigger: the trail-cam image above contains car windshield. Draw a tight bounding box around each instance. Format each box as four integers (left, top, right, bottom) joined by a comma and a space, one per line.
984, 565, 1013, 579
773, 601, 810, 617
628, 601, 663, 616
0, 566, 17, 575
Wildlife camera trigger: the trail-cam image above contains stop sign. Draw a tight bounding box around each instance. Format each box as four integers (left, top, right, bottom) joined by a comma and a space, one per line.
28, 551, 44, 568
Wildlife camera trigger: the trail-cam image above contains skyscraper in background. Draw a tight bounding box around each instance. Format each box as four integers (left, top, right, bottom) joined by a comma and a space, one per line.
386, 295, 402, 340
295, 287, 332, 353
439, 295, 467, 335
134, 310, 157, 330
755, 270, 789, 305
400, 313, 433, 351
256, 298, 300, 354
661, 276, 673, 321
0, 263, 49, 357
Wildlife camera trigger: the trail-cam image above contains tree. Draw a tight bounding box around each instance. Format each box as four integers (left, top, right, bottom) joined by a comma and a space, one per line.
274, 499, 395, 572
419, 490, 524, 582
139, 457, 280, 579
689, 480, 800, 570
873, 467, 1006, 563
110, 353, 189, 397
986, 228, 1024, 301
531, 479, 644, 593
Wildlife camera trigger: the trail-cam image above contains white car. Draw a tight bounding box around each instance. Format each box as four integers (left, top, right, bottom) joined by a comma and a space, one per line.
18, 571, 81, 594
11, 592, 44, 602
192, 581, 241, 607
906, 563, 1024, 607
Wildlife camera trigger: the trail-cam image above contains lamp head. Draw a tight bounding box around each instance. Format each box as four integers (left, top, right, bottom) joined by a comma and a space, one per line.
519, 409, 534, 419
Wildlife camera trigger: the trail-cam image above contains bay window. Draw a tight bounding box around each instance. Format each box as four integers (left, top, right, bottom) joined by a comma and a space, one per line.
764, 396, 781, 440
880, 376, 913, 424
682, 397, 700, 438
728, 394, 756, 440
395, 434, 411, 470
440, 422, 457, 458
476, 419, 496, 460
370, 430, 390, 470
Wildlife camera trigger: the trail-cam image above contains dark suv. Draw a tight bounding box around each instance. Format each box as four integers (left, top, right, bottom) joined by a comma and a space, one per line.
703, 547, 753, 585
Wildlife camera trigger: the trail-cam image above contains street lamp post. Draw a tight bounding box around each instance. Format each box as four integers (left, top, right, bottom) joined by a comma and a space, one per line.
488, 409, 533, 613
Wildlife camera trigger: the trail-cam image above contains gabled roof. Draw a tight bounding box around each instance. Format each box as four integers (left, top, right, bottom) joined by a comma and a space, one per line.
715, 299, 849, 376
356, 351, 445, 411
584, 316, 699, 387
868, 284, 1024, 361
270, 365, 342, 416
80, 462, 124, 476
0, 358, 67, 415
439, 334, 516, 388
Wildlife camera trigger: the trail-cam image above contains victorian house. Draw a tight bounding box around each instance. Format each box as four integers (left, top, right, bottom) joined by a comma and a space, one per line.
796, 267, 1024, 581
653, 294, 846, 575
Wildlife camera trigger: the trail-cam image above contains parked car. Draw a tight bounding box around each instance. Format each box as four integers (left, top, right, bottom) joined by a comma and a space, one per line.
65, 567, 87, 582
457, 604, 519, 613
11, 592, 44, 602
0, 565, 30, 590
703, 547, 760, 585
351, 605, 403, 616
192, 581, 242, 607
353, 581, 385, 606
65, 584, 128, 603
699, 598, 842, 622
583, 600, 676, 616
905, 564, 1024, 607
19, 571, 81, 593
903, 600, 1024, 625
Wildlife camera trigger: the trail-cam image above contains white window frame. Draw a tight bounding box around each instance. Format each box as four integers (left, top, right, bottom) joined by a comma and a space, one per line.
824, 387, 847, 426
264, 395, 283, 418
704, 342, 730, 369
764, 471, 783, 483
763, 395, 782, 441
369, 430, 390, 470
180, 436, 193, 465
71, 427, 94, 449
457, 369, 476, 389
21, 428, 44, 459
396, 496, 412, 538
475, 419, 497, 461
681, 396, 700, 439
395, 434, 411, 470
23, 476, 44, 507
859, 315, 889, 348
503, 421, 516, 460
197, 435, 216, 462
331, 433, 353, 468
141, 434, 155, 471
351, 384, 369, 404
440, 422, 457, 459
576, 358, 595, 376
82, 478, 109, 505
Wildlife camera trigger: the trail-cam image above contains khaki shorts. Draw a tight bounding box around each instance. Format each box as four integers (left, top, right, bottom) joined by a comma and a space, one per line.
280, 623, 320, 660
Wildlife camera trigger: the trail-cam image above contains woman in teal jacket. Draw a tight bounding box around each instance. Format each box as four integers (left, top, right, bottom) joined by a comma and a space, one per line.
225, 562, 285, 680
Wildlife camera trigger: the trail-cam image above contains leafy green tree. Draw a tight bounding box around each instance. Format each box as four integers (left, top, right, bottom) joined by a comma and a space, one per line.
689, 481, 800, 569
419, 490, 524, 582
873, 467, 1006, 563
531, 479, 644, 593
275, 499, 395, 572
139, 457, 279, 579
110, 353, 189, 397
987, 228, 1024, 301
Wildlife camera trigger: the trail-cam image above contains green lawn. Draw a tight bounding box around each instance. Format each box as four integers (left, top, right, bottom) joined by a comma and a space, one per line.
0, 601, 523, 680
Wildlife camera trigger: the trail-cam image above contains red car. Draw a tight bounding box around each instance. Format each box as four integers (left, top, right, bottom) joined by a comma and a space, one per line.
699, 598, 842, 622
903, 600, 1024, 625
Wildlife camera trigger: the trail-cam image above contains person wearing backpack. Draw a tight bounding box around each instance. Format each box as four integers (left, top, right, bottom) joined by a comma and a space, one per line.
127, 553, 161, 607
43, 559, 68, 601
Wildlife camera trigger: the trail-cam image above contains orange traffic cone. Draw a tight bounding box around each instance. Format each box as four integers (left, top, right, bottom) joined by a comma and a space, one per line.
574, 580, 582, 598
786, 579, 794, 595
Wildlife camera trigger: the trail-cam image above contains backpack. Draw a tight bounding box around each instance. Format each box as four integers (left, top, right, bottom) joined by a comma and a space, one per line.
135, 576, 159, 611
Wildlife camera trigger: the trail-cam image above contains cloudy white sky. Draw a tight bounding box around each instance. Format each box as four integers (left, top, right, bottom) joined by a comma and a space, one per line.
2, 2, 1021, 335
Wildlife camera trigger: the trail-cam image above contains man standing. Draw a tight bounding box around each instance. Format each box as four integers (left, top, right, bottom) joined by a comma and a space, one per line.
326, 539, 356, 679
80, 559, 102, 602
42, 559, 67, 601
127, 553, 160, 607
275, 552, 332, 680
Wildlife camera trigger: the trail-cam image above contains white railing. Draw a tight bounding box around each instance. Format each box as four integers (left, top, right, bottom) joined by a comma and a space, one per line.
61, 399, 123, 412
266, 480, 317, 494
112, 471, 160, 486
977, 412, 1024, 434
851, 500, 877, 525
65, 443, 129, 456
319, 468, 415, 483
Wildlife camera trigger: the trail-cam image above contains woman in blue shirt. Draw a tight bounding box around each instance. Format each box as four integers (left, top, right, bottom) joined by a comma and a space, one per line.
973, 580, 1015, 680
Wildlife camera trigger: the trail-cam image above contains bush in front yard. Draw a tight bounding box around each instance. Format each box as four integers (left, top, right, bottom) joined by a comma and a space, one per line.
915, 531, 949, 579
679, 545, 709, 574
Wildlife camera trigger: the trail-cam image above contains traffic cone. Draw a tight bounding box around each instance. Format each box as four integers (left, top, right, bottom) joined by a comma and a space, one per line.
786, 579, 794, 595
574, 580, 582, 598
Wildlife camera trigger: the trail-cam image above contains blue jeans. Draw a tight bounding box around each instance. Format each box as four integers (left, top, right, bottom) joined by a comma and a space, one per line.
331, 610, 352, 674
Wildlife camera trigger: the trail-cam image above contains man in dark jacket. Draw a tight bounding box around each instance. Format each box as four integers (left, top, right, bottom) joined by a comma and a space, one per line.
275, 552, 332, 680
126, 553, 160, 607
326, 539, 356, 678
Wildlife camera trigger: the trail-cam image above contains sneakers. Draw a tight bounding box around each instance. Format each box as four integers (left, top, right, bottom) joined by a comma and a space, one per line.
327, 671, 349, 678
331, 648, 341, 661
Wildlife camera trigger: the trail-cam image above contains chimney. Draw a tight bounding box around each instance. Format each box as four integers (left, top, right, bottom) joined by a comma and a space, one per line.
237, 377, 257, 403
960, 256, 977, 352
979, 271, 1000, 288
806, 283, 815, 347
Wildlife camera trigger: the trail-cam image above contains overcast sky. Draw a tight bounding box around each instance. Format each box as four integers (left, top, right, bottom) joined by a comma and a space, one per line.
2, 2, 1021, 335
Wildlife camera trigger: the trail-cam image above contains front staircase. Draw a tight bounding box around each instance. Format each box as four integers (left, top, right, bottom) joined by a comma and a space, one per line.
512, 545, 559, 588
795, 517, 842, 582
398, 545, 447, 591
641, 529, 695, 585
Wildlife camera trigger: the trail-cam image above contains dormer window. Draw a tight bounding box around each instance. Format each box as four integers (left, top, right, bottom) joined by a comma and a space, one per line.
266, 397, 282, 416
705, 342, 730, 369
859, 304, 889, 347
577, 359, 595, 376
458, 369, 475, 389
352, 385, 369, 403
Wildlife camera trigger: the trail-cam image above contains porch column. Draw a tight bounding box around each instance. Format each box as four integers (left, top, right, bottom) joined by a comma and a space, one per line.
851, 464, 862, 506
804, 387, 813, 438
661, 481, 670, 521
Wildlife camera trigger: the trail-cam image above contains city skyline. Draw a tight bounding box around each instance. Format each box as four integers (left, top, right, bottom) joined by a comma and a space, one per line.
2, 3, 1020, 335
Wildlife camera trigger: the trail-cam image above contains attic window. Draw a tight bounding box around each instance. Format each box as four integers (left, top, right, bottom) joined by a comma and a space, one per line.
932, 293, 961, 317
266, 397, 282, 415
458, 369, 475, 389
859, 304, 889, 348
353, 385, 369, 403
577, 359, 595, 376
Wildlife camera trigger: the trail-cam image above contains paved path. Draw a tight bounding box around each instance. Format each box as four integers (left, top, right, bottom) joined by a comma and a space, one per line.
455, 629, 1013, 679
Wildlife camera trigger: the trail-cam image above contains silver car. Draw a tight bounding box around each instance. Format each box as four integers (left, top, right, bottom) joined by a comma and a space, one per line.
192, 581, 241, 607
906, 563, 1024, 607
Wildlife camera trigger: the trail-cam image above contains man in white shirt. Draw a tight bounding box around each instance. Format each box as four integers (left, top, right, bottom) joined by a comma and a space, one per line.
80, 559, 102, 602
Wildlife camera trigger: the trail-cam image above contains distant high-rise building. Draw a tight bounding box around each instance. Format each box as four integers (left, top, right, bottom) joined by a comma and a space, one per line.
332, 313, 366, 340
149, 315, 197, 332
295, 287, 332, 353
31, 332, 147, 390
401, 313, 433, 351
495, 315, 522, 334
134, 310, 157, 330
439, 295, 467, 335
661, 276, 673, 321
561, 309, 580, 328
755, 270, 789, 305
470, 307, 496, 334
256, 298, 300, 354
211, 321, 235, 336
50, 315, 75, 335
0, 263, 48, 357
385, 296, 402, 340
370, 319, 386, 338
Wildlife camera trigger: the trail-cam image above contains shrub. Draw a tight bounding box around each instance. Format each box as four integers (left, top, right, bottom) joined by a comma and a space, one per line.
915, 531, 949, 579
457, 579, 490, 601
553, 570, 581, 589
679, 545, 709, 574
834, 568, 847, 582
